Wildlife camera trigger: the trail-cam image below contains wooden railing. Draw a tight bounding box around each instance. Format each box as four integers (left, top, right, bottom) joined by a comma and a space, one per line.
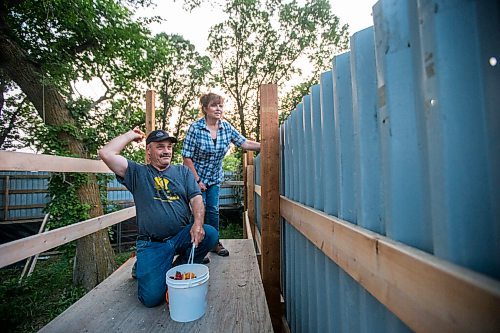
0, 151, 137, 269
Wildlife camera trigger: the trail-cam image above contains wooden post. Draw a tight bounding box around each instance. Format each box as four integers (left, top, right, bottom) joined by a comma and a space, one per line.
145, 90, 156, 135
242, 153, 249, 239
145, 90, 156, 163
259, 84, 281, 332
245, 151, 256, 241
247, 164, 255, 240
243, 153, 248, 211
247, 150, 254, 166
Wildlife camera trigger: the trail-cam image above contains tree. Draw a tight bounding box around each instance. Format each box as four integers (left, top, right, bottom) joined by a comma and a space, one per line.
0, 0, 156, 289
187, 0, 349, 139
145, 33, 212, 138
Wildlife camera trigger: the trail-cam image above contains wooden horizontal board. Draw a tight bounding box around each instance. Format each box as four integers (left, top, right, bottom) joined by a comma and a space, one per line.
0, 174, 50, 179
244, 211, 254, 240
0, 218, 45, 224
280, 196, 500, 333
255, 184, 261, 197
0, 151, 112, 173
40, 240, 273, 333
0, 207, 136, 268
221, 181, 244, 187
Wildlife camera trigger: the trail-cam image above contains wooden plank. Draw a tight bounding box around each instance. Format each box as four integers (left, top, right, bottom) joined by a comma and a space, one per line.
0, 207, 136, 269
244, 210, 253, 241
243, 153, 248, 211
280, 196, 500, 333
3, 175, 9, 220
40, 240, 273, 333
247, 166, 255, 240
4, 204, 46, 210
219, 194, 237, 200
255, 226, 262, 270
247, 151, 254, 166
222, 180, 244, 187
0, 218, 45, 224
0, 151, 112, 173
259, 84, 281, 331
145, 90, 155, 135
8, 189, 48, 194
145, 89, 155, 164
254, 184, 261, 197
0, 174, 50, 179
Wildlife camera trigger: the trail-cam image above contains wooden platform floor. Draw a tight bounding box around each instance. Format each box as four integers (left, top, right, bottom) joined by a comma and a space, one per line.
39, 239, 273, 333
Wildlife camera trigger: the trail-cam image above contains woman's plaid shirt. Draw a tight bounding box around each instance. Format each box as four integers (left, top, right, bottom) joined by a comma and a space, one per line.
182, 117, 246, 186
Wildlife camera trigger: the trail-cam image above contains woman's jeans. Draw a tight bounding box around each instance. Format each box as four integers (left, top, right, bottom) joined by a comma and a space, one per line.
135, 224, 218, 307
202, 184, 220, 232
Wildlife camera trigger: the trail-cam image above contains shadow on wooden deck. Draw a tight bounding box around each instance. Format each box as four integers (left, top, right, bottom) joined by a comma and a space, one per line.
39, 239, 273, 333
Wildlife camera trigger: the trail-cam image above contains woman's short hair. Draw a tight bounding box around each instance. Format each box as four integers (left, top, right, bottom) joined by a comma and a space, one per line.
200, 93, 224, 115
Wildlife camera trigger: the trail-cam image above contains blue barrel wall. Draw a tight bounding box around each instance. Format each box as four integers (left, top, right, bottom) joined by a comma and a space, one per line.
276, 0, 500, 331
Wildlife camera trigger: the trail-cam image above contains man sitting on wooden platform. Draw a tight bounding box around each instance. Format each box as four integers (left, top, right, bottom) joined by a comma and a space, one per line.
99, 127, 218, 307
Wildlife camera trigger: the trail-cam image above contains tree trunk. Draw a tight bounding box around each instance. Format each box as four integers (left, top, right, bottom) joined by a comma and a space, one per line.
73, 180, 115, 289
237, 102, 247, 138
0, 30, 116, 290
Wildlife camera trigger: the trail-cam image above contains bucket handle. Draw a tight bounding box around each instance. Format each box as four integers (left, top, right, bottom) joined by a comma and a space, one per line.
188, 243, 195, 265
188, 243, 196, 287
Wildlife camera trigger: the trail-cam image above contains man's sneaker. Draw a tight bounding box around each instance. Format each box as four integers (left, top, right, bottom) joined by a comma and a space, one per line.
202, 256, 210, 264
211, 241, 229, 256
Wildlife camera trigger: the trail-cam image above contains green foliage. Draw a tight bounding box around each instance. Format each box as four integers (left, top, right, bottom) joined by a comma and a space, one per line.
279, 77, 317, 123
97, 173, 115, 214
46, 173, 91, 231
202, 0, 350, 139
219, 222, 243, 239
0, 258, 87, 333
0, 251, 133, 333
222, 153, 241, 172
45, 173, 93, 257
1, 0, 158, 153
145, 33, 211, 138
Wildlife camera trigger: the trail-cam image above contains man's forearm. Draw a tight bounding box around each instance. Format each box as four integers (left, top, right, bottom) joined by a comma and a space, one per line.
98, 127, 144, 177
100, 130, 136, 158
191, 195, 205, 225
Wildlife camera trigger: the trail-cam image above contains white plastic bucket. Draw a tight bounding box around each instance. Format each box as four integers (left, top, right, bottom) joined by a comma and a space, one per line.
165, 263, 209, 322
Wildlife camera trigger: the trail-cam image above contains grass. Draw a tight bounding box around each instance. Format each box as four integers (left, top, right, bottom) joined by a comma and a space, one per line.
0, 222, 242, 333
0, 252, 133, 333
219, 222, 244, 239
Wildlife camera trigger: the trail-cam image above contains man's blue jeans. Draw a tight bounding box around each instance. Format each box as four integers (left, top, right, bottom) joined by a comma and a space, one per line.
135, 224, 218, 307
202, 184, 220, 232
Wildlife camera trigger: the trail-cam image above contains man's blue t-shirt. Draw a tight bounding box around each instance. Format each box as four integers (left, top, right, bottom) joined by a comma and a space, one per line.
117, 160, 201, 239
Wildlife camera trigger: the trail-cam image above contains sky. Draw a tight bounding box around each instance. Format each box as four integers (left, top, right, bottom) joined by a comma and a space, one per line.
77, 0, 379, 105
135, 0, 379, 54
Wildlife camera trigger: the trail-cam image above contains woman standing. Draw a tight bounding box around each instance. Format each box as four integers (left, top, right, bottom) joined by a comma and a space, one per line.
182, 93, 260, 257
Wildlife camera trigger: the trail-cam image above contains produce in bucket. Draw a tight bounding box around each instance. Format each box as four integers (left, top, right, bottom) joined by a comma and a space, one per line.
169, 270, 197, 280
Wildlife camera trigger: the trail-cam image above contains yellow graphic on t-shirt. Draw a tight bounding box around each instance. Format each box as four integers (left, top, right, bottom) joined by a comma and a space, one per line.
153, 176, 180, 202
154, 177, 169, 190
